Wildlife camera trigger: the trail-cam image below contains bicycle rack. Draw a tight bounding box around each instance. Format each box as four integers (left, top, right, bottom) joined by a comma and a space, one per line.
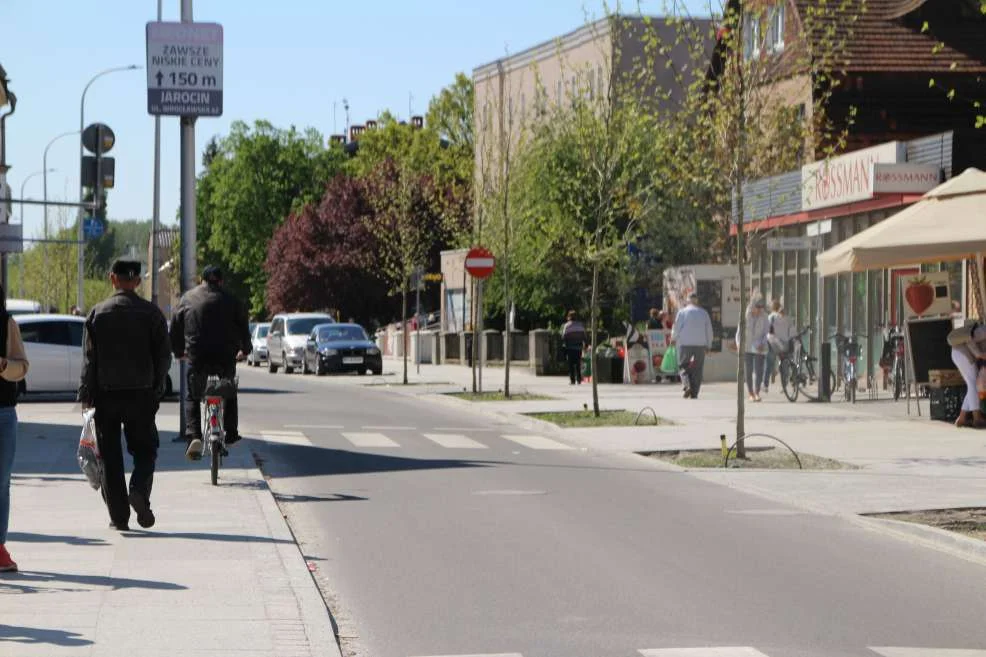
723, 433, 803, 470
634, 407, 659, 426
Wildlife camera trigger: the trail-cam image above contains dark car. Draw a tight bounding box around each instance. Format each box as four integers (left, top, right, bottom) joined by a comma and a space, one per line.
303, 323, 382, 376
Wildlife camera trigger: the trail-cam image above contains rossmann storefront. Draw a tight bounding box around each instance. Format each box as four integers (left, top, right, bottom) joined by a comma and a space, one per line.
738, 130, 983, 391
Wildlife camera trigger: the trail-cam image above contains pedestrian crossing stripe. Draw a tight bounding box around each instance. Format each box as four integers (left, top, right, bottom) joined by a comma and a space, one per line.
422, 433, 489, 449
639, 649, 770, 656
501, 434, 573, 450
870, 650, 986, 656
259, 431, 312, 447
342, 432, 401, 448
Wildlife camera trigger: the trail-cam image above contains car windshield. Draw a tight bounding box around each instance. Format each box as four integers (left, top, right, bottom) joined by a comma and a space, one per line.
256, 325, 270, 338
318, 326, 368, 343
287, 317, 332, 335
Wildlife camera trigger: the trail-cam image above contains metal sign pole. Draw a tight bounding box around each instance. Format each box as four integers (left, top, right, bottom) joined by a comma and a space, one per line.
178, 0, 197, 443
150, 0, 163, 308
415, 269, 421, 375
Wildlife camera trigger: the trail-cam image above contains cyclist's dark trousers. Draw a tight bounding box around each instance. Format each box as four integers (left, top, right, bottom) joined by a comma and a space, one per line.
95, 389, 159, 527
678, 346, 706, 397
185, 361, 238, 441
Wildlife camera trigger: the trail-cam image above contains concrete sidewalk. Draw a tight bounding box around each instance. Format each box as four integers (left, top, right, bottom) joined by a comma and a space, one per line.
1, 402, 339, 657
363, 359, 986, 517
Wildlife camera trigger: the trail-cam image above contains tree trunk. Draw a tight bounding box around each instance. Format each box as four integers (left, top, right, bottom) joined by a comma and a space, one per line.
590, 260, 600, 417
734, 185, 747, 460
401, 283, 408, 386
470, 276, 477, 393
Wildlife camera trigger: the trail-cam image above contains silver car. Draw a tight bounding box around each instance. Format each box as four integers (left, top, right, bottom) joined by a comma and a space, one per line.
267, 313, 334, 373
247, 322, 270, 366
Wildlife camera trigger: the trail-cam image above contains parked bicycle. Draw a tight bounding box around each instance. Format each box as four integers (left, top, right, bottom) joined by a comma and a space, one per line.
778, 327, 819, 402
201, 375, 238, 486
830, 332, 865, 403
878, 324, 906, 401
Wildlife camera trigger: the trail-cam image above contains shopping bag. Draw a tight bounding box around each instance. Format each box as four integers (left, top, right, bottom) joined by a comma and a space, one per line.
660, 344, 678, 374
77, 409, 102, 491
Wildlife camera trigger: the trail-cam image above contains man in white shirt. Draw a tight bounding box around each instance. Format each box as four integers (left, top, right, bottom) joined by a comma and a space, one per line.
671, 293, 714, 399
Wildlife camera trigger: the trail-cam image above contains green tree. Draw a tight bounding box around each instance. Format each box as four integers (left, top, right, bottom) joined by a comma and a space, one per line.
196, 120, 345, 316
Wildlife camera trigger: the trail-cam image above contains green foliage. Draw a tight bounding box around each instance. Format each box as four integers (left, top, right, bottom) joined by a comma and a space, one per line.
196, 120, 346, 316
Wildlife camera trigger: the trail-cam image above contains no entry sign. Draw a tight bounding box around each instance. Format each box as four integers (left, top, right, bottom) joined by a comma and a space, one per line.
465, 246, 495, 280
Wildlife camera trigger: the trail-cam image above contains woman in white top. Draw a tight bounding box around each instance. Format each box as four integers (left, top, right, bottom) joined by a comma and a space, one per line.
736, 298, 770, 402
950, 323, 986, 428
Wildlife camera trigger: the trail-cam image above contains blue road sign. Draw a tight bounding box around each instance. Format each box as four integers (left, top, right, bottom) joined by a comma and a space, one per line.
83, 217, 104, 240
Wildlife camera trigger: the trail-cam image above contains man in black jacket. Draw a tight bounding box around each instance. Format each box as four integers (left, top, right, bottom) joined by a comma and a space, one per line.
79, 259, 171, 531
170, 265, 251, 460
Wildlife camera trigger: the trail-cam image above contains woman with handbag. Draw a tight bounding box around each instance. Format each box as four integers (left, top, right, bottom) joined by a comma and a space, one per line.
948, 322, 986, 428
0, 290, 30, 572
736, 298, 769, 402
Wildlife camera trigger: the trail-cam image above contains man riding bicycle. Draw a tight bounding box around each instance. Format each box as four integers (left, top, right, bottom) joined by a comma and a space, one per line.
170, 265, 252, 460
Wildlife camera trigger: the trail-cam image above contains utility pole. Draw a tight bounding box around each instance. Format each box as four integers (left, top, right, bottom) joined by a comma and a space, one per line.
150, 0, 163, 308
178, 0, 198, 442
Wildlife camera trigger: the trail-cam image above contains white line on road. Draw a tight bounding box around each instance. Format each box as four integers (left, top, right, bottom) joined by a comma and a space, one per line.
501, 434, 572, 450
283, 424, 344, 429
342, 432, 401, 448
259, 431, 313, 447
422, 433, 489, 449
432, 427, 500, 432
870, 649, 986, 656
411, 654, 523, 657
362, 425, 416, 431
640, 649, 771, 657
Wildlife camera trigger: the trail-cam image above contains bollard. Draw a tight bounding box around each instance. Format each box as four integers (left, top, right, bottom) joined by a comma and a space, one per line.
820, 342, 832, 402
720, 434, 728, 460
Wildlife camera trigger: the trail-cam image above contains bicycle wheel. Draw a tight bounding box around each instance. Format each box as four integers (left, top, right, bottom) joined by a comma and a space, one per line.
893, 361, 904, 401
849, 378, 857, 404
781, 360, 799, 402
210, 440, 220, 486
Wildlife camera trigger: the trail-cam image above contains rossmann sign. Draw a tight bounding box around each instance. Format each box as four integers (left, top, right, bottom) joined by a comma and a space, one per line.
801, 142, 906, 211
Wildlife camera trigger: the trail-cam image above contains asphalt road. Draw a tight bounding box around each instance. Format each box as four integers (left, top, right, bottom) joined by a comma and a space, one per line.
235, 365, 986, 657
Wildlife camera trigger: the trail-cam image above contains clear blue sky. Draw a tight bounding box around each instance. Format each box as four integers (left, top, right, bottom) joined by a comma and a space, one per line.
4, 0, 711, 243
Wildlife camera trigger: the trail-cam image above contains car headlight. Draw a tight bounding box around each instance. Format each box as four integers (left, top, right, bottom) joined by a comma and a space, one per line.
367, 347, 380, 356
321, 348, 338, 356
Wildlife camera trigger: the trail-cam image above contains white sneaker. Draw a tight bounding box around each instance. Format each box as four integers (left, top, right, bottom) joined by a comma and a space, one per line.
185, 438, 203, 461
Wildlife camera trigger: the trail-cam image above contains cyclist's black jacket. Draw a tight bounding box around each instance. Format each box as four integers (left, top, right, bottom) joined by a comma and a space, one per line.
170, 281, 252, 368
78, 289, 171, 404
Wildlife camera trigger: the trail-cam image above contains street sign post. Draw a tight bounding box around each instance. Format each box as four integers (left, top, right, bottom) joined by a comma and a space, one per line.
766, 236, 821, 251
146, 21, 224, 117
465, 246, 496, 279
83, 217, 104, 240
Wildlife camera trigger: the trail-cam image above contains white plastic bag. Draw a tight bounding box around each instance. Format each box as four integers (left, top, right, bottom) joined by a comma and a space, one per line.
77, 409, 102, 490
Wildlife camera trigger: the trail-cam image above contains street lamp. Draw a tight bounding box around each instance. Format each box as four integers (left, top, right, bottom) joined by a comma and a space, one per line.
77, 64, 140, 312
17, 168, 55, 298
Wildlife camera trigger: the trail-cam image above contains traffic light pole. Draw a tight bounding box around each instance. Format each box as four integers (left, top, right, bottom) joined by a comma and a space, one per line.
178, 0, 198, 444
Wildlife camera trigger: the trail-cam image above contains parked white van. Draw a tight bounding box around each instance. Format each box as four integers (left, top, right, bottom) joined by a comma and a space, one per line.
7, 299, 42, 316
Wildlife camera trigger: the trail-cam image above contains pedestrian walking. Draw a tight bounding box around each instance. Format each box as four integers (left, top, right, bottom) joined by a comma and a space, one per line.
766, 300, 795, 389
948, 322, 986, 428
737, 298, 769, 402
78, 260, 171, 531
561, 311, 587, 385
670, 293, 714, 399
0, 289, 30, 572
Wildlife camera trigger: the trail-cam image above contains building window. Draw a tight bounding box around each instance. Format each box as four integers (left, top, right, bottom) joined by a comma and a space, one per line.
766, 4, 785, 53
743, 11, 761, 60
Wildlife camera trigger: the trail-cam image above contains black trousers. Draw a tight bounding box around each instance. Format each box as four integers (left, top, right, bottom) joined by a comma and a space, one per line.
678, 346, 707, 398
185, 361, 238, 441
95, 389, 159, 526
565, 346, 582, 384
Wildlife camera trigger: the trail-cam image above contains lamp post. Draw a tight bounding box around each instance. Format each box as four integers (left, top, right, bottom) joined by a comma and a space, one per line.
77, 64, 139, 312
43, 130, 78, 308
18, 169, 54, 297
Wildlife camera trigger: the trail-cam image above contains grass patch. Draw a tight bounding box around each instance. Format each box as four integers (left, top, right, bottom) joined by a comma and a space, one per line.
448, 391, 556, 402
526, 410, 672, 427
645, 446, 855, 470
868, 508, 986, 541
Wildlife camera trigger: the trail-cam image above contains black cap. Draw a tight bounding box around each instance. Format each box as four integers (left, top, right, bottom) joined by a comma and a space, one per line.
202, 265, 223, 283
111, 259, 141, 280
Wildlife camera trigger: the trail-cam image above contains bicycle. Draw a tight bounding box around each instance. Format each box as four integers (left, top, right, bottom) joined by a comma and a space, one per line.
830, 332, 865, 403
877, 324, 906, 401
778, 327, 819, 402
201, 375, 237, 486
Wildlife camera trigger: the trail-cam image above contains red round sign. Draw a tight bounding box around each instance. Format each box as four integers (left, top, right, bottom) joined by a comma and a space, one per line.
464, 246, 496, 280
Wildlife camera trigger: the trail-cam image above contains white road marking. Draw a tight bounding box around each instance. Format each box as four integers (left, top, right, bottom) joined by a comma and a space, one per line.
342, 432, 401, 448
640, 649, 771, 657
433, 427, 498, 432
283, 424, 344, 429
422, 433, 488, 449
501, 434, 572, 450
259, 431, 312, 447
411, 654, 523, 657
362, 425, 416, 431
870, 650, 986, 656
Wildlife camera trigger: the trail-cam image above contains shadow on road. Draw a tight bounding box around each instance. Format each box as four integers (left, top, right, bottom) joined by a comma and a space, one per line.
5, 531, 108, 547
1, 570, 187, 593
0, 624, 92, 647
274, 492, 369, 503
250, 440, 494, 478
123, 530, 294, 545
